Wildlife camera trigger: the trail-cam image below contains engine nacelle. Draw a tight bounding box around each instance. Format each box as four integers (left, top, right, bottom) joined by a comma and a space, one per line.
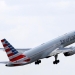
64, 50, 75, 56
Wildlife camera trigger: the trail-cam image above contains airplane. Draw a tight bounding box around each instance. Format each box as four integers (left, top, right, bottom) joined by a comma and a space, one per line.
0, 31, 75, 67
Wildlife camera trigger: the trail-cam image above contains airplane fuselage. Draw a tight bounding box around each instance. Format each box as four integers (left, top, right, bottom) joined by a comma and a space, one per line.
1, 31, 75, 66
24, 31, 75, 64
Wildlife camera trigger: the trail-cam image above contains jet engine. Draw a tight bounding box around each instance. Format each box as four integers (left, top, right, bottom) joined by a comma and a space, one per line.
64, 50, 75, 56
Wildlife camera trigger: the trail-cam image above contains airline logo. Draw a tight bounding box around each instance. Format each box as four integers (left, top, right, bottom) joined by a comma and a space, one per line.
1, 39, 30, 63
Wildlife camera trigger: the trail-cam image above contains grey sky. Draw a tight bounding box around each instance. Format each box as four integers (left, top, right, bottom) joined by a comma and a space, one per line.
0, 0, 75, 75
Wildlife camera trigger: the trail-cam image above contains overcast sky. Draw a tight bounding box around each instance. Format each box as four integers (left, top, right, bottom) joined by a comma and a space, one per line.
0, 0, 75, 75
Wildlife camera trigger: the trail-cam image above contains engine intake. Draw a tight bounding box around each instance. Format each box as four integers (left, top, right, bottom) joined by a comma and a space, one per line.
64, 52, 71, 56
64, 51, 75, 56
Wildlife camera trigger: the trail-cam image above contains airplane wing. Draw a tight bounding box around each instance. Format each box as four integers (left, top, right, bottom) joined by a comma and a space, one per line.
47, 47, 75, 64
0, 61, 28, 66
0, 48, 31, 52
0, 61, 9, 64
16, 48, 31, 52
49, 47, 75, 56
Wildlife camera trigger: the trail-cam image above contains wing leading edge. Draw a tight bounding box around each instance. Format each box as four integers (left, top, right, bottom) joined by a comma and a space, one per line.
49, 47, 75, 56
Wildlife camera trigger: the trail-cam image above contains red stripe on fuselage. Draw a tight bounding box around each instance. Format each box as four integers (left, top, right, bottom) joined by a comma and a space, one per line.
25, 58, 30, 62
10, 55, 25, 62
